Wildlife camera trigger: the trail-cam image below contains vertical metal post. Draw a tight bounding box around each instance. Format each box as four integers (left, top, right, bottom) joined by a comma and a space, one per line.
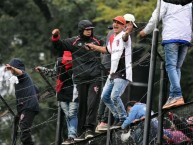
143, 28, 159, 145
11, 115, 19, 145
157, 61, 165, 145
55, 102, 63, 145
143, 0, 161, 144
0, 95, 18, 145
106, 110, 112, 145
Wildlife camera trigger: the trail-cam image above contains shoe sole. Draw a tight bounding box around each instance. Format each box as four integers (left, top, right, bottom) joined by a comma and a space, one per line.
110, 126, 121, 129
85, 135, 94, 139
62, 142, 74, 145
98, 127, 108, 131
163, 101, 184, 109
95, 130, 106, 133
74, 138, 85, 141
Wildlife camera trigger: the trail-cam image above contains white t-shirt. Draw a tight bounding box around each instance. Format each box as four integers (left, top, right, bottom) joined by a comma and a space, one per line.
106, 31, 132, 81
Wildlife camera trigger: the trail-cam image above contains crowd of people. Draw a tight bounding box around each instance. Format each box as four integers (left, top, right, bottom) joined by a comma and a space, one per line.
4, 0, 193, 144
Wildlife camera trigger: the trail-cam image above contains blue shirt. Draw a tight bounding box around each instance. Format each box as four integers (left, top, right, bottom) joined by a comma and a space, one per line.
122, 103, 146, 129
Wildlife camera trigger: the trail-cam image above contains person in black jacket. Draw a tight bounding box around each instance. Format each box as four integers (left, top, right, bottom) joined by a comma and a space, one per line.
5, 58, 39, 145
163, 0, 192, 5
36, 51, 78, 144
51, 20, 104, 140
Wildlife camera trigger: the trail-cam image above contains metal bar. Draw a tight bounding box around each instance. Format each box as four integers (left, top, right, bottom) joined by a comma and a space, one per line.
130, 82, 148, 87
157, 62, 165, 144
143, 0, 161, 144
0, 95, 15, 116
11, 115, 19, 145
38, 69, 55, 93
106, 110, 111, 145
55, 102, 63, 145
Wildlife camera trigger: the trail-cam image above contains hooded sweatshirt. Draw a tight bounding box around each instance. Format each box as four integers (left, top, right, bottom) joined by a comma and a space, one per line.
52, 20, 104, 83
9, 58, 39, 113
144, 0, 192, 45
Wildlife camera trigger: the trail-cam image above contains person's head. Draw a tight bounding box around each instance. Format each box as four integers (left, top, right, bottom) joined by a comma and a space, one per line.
123, 14, 137, 29
9, 58, 25, 71
125, 101, 137, 113
78, 20, 94, 39
112, 16, 126, 35
62, 51, 72, 70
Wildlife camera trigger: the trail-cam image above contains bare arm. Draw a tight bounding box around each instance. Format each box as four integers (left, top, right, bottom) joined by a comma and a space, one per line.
5, 64, 23, 76
85, 43, 107, 53
139, 30, 147, 37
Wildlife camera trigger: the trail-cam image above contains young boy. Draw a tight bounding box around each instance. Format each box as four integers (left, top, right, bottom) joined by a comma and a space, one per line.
36, 51, 78, 144
5, 58, 39, 145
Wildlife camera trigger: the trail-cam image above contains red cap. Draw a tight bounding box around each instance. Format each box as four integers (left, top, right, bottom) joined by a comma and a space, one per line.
113, 16, 126, 25
62, 51, 72, 61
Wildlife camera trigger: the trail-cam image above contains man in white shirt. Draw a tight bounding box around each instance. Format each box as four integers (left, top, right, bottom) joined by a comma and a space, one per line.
139, 0, 192, 109
86, 15, 135, 127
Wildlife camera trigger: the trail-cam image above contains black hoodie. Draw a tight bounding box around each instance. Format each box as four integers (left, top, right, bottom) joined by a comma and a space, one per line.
9, 58, 39, 113
52, 20, 104, 83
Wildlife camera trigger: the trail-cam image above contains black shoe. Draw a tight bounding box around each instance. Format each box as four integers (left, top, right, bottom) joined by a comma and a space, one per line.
85, 130, 94, 139
74, 132, 86, 141
62, 137, 75, 144
110, 121, 123, 129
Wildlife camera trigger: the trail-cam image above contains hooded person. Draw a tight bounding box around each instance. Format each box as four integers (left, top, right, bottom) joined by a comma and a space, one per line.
51, 20, 104, 141
78, 20, 94, 40
35, 51, 79, 144
5, 58, 39, 145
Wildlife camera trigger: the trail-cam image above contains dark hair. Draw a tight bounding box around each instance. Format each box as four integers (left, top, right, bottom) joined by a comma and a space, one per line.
126, 101, 137, 108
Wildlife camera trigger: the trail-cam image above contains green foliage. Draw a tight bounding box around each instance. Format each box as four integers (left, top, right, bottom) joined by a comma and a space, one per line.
0, 0, 193, 144
94, 0, 156, 23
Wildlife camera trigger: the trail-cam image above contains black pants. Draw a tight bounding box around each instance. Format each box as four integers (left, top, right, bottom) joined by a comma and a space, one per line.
77, 81, 101, 134
19, 110, 36, 145
97, 100, 109, 123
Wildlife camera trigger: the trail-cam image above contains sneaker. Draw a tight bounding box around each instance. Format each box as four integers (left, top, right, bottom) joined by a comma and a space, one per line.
74, 132, 86, 141
110, 121, 123, 129
95, 124, 105, 133
98, 122, 108, 131
62, 137, 74, 145
163, 97, 184, 109
85, 130, 94, 139
95, 126, 100, 133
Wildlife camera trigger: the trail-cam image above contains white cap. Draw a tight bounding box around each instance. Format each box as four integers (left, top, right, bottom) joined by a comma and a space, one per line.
123, 14, 137, 28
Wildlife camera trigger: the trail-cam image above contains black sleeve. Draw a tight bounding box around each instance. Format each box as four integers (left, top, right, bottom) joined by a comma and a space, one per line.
163, 0, 192, 5
52, 38, 73, 57
34, 85, 40, 100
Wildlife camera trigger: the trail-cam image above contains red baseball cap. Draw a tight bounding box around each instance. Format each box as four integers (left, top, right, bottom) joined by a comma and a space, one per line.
113, 16, 126, 25
63, 51, 72, 61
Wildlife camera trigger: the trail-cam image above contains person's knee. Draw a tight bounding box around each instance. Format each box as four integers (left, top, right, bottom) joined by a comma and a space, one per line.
111, 94, 118, 103
101, 95, 109, 103
68, 113, 77, 119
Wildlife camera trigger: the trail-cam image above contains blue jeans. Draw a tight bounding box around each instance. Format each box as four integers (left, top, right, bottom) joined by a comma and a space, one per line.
164, 43, 188, 98
60, 102, 79, 138
101, 78, 129, 121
